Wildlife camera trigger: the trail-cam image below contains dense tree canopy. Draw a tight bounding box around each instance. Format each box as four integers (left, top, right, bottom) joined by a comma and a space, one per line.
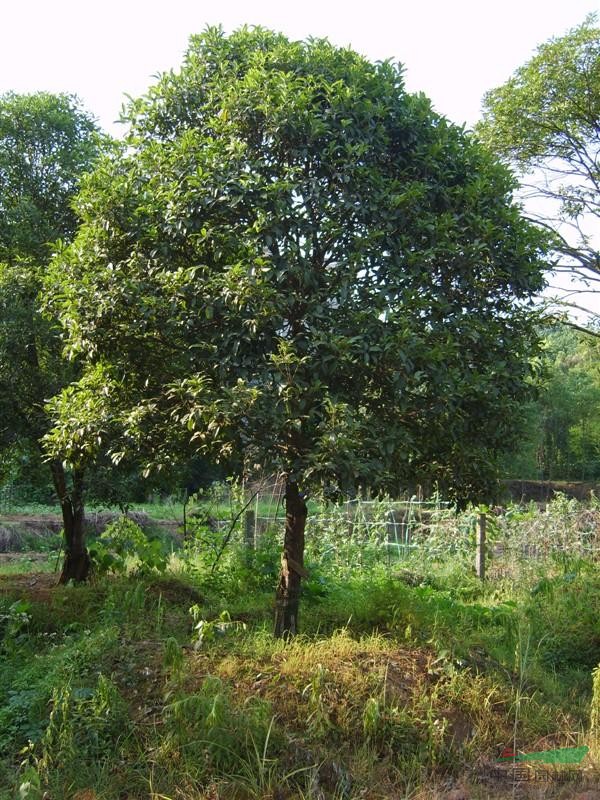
0, 92, 101, 581
478, 16, 600, 323
0, 92, 99, 264
47, 27, 546, 630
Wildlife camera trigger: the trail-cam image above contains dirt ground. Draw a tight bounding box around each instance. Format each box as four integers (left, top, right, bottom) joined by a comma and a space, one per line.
1, 511, 181, 536
0, 551, 55, 564
0, 570, 59, 603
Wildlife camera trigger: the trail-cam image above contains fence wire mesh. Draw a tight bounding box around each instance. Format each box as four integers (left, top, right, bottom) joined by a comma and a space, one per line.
1, 478, 600, 578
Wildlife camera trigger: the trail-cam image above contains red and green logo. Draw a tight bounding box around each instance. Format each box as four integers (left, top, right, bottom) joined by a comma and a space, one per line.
498, 745, 589, 765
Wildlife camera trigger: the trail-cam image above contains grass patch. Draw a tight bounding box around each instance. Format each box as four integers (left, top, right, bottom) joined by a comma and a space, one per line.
0, 554, 56, 576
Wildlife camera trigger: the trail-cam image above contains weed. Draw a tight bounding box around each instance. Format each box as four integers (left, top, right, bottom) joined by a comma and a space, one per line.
0, 599, 31, 644
163, 636, 184, 681
591, 662, 600, 758
90, 515, 170, 576
189, 607, 247, 649
303, 663, 332, 737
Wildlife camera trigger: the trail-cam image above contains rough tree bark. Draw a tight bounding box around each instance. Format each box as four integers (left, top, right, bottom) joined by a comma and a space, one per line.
50, 461, 90, 583
274, 479, 308, 639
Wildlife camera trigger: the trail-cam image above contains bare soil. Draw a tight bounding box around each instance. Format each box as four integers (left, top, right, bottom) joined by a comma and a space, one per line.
502, 479, 600, 503
0, 571, 58, 602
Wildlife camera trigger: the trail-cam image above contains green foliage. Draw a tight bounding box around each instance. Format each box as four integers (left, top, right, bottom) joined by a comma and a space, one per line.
0, 92, 103, 581
525, 571, 600, 670
0, 92, 100, 263
183, 514, 230, 575
189, 606, 247, 649
0, 616, 119, 757
480, 15, 599, 171
90, 515, 169, 576
14, 673, 130, 799
0, 92, 100, 450
0, 600, 32, 646
163, 675, 275, 777
0, 445, 55, 505
538, 326, 600, 478
499, 323, 600, 480
241, 530, 283, 590
48, 26, 545, 503
163, 636, 185, 680
478, 15, 600, 311
362, 695, 425, 760
302, 662, 332, 737
38, 674, 128, 776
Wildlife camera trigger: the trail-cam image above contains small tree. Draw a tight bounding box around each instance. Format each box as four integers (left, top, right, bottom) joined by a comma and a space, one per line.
478, 15, 600, 325
0, 92, 101, 582
48, 28, 545, 632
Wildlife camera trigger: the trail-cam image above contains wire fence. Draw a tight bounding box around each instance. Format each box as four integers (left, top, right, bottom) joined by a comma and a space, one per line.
0, 482, 58, 513
218, 488, 600, 579
2, 478, 600, 578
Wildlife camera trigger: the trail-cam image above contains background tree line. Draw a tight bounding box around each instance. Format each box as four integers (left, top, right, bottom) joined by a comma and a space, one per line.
504, 323, 600, 482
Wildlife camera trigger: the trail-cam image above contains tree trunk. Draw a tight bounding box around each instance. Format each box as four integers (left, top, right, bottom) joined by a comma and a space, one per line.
50, 462, 90, 584
274, 479, 308, 639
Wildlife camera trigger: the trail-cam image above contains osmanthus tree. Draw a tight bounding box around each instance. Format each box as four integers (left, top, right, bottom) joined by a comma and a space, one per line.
0, 92, 100, 582
478, 15, 600, 326
46, 27, 546, 633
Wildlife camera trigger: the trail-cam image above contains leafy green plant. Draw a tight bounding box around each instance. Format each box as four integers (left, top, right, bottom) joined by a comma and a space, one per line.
189, 607, 247, 649
163, 636, 185, 683
0, 599, 31, 644
224, 715, 303, 799
0, 91, 102, 584
362, 696, 381, 740
37, 673, 128, 784
48, 23, 546, 637
525, 572, 600, 669
90, 515, 168, 576
162, 675, 275, 779
479, 17, 600, 325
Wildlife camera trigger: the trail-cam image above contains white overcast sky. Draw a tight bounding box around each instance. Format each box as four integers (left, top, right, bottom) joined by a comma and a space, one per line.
2, 0, 598, 134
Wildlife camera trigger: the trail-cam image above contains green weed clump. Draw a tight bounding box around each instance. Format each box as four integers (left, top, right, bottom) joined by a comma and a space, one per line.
161, 676, 275, 777
591, 663, 600, 760
525, 570, 600, 670
89, 515, 171, 577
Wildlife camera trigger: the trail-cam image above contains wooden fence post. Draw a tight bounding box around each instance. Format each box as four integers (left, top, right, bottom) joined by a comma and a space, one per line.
476, 513, 486, 580
244, 510, 256, 549
386, 510, 399, 565
182, 489, 188, 542
386, 511, 396, 544
403, 521, 412, 558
